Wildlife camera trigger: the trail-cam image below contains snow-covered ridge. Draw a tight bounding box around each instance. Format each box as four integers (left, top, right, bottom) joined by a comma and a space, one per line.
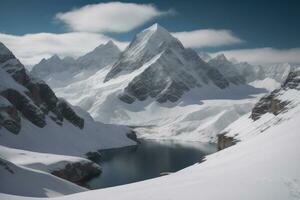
0, 42, 136, 157
30, 40, 121, 86
222, 70, 300, 142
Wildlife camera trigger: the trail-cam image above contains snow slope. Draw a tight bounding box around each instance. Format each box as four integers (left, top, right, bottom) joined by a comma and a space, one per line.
0, 42, 135, 157
0, 145, 99, 175
0, 158, 86, 198
2, 71, 300, 200
0, 145, 92, 197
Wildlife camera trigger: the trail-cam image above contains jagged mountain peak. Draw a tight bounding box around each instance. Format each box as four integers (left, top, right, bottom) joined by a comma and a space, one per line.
143, 23, 170, 36
48, 54, 61, 62
0, 42, 13, 56
104, 24, 184, 82
211, 54, 230, 64
94, 40, 119, 52
103, 24, 230, 103
76, 40, 121, 69
0, 42, 15, 63
133, 23, 177, 46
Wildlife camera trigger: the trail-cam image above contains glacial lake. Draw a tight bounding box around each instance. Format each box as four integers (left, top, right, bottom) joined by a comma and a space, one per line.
87, 139, 217, 189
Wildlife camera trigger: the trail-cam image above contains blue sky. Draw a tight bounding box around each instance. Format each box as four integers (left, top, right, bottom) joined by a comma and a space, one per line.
0, 0, 299, 65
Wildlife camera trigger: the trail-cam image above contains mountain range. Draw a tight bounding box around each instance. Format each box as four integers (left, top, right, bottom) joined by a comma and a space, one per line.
1, 23, 300, 200
30, 24, 281, 142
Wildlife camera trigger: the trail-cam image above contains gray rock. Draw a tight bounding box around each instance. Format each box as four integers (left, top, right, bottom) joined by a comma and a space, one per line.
51, 162, 101, 186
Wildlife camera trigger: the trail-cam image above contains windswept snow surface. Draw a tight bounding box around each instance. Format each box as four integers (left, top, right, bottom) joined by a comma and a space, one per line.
0, 145, 98, 174
2, 83, 300, 200
0, 145, 88, 198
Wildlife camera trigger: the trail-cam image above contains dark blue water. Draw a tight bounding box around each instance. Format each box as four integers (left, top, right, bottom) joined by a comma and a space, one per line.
87, 139, 217, 189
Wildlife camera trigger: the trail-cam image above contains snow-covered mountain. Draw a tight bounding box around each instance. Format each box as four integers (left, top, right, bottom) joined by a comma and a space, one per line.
0, 42, 135, 157
260, 63, 294, 83
105, 24, 231, 103
208, 54, 266, 84
32, 24, 268, 143
208, 54, 246, 84
30, 41, 121, 88
31, 55, 78, 79
77, 40, 121, 70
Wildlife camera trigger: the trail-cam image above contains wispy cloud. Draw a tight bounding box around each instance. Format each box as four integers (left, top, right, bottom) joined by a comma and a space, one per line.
172, 29, 243, 48
55, 2, 174, 33
0, 32, 128, 66
213, 48, 300, 64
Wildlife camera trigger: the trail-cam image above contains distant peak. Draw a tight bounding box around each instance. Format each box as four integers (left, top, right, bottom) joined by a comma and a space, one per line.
106, 40, 114, 46
0, 42, 13, 56
94, 40, 119, 51
48, 54, 61, 61
215, 54, 228, 61
146, 23, 169, 34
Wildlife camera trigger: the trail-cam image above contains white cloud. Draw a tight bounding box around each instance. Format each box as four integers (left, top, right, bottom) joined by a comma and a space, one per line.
213, 48, 300, 64
55, 2, 173, 33
0, 32, 128, 66
172, 29, 243, 48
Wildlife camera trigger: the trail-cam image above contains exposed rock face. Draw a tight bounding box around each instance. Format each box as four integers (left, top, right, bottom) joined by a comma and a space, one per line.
57, 99, 84, 129
251, 90, 289, 121
1, 89, 46, 128
0, 42, 84, 134
0, 97, 21, 134
250, 70, 300, 121
105, 24, 230, 104
217, 133, 237, 150
51, 162, 101, 186
282, 70, 300, 90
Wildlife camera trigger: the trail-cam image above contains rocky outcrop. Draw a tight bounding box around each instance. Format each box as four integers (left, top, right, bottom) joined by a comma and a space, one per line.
0, 97, 21, 134
1, 89, 46, 128
51, 162, 101, 186
282, 70, 300, 90
251, 90, 289, 121
0, 42, 84, 134
217, 133, 237, 150
250, 70, 300, 121
57, 99, 84, 129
